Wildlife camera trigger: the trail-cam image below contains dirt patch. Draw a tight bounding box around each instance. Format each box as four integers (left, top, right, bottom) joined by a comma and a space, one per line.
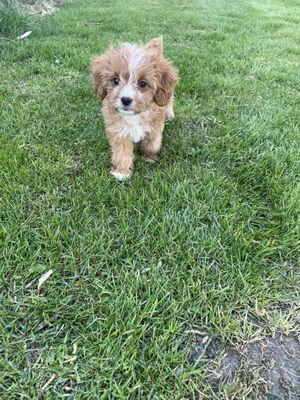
187, 332, 300, 399
26, 340, 44, 364
22, 0, 63, 16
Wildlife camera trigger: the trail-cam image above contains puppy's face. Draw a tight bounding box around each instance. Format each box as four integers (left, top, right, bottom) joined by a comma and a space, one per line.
92, 37, 178, 115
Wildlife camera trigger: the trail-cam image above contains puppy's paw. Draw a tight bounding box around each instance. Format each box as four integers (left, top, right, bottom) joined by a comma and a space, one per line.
144, 156, 156, 163
111, 169, 131, 181
165, 106, 175, 122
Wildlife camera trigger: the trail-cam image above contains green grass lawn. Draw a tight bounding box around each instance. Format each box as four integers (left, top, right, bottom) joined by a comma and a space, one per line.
0, 0, 299, 398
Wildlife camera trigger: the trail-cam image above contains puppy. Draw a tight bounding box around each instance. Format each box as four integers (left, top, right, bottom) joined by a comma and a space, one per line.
92, 37, 178, 180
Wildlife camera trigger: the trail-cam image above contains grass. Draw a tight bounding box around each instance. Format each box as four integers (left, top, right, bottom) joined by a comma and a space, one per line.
0, 0, 32, 38
0, 0, 299, 398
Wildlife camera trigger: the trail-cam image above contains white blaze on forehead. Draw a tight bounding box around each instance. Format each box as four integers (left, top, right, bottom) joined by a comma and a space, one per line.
129, 47, 145, 77
122, 43, 145, 81
118, 44, 145, 103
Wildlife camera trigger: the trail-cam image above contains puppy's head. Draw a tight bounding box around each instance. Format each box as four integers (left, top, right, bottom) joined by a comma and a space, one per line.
92, 37, 178, 115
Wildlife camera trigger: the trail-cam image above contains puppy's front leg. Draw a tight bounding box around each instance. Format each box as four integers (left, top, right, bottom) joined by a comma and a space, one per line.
141, 124, 164, 163
108, 134, 134, 181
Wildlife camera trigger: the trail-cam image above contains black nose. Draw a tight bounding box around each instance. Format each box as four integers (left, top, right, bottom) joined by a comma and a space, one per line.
121, 97, 133, 106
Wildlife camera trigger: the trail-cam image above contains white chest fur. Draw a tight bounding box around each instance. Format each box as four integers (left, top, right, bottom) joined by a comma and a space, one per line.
119, 112, 150, 143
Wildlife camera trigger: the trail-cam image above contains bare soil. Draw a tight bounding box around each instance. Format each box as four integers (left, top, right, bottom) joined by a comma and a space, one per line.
22, 0, 63, 16
187, 332, 300, 399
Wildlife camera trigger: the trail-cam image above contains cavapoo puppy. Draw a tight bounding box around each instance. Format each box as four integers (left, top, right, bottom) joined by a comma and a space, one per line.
92, 37, 178, 180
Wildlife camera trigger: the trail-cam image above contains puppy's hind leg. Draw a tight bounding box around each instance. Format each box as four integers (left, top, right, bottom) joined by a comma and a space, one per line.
141, 125, 164, 163
165, 94, 175, 122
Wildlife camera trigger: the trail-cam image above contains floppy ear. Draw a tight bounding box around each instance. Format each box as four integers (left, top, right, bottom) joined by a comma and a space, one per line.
145, 36, 163, 54
91, 56, 107, 100
154, 59, 178, 107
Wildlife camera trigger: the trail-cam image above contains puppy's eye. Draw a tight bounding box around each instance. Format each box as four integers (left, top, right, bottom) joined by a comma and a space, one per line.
138, 81, 147, 88
113, 77, 120, 86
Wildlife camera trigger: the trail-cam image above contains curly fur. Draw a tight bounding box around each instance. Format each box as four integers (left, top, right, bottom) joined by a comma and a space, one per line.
92, 37, 178, 180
